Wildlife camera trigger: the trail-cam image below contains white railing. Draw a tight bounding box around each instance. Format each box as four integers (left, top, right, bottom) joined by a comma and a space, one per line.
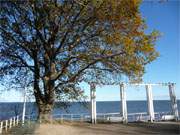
0, 115, 21, 134
51, 111, 174, 122
0, 111, 174, 133
53, 113, 90, 122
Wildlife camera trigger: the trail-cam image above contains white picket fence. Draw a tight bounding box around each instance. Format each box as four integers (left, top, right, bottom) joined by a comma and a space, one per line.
0, 115, 20, 134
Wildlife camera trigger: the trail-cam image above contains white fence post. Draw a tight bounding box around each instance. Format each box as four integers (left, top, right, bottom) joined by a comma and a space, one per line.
16, 116, 19, 125
5, 120, 8, 132
93, 85, 96, 124
0, 122, 3, 134
9, 118, 12, 129
22, 88, 27, 126
120, 83, 128, 123
168, 83, 179, 121
90, 85, 94, 124
146, 84, 154, 122
13, 117, 16, 126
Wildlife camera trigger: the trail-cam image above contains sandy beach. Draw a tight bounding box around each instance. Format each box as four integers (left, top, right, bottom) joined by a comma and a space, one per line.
3, 121, 180, 135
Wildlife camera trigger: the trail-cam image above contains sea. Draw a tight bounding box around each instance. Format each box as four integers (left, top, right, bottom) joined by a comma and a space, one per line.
0, 100, 180, 120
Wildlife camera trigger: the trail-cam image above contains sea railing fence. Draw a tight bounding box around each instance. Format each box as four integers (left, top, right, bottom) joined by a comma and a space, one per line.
0, 111, 178, 133
0, 115, 21, 134
25, 111, 177, 123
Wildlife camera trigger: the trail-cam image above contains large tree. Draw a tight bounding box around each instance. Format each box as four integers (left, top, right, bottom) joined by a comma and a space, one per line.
0, 0, 159, 121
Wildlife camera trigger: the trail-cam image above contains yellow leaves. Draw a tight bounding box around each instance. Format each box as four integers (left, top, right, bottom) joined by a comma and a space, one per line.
141, 45, 154, 53
134, 14, 143, 27
105, 32, 122, 45
121, 37, 136, 55
149, 52, 159, 62
139, 37, 156, 53
105, 50, 113, 56
89, 0, 158, 82
78, 54, 89, 60
95, 0, 141, 22
124, 38, 133, 46
119, 56, 143, 79
105, 35, 113, 44
132, 0, 142, 6
92, 0, 103, 8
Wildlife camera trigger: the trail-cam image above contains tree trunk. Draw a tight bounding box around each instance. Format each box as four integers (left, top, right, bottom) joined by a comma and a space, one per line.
34, 54, 56, 123
38, 103, 54, 123
36, 77, 55, 123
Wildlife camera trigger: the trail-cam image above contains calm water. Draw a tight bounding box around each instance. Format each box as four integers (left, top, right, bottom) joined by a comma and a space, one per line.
0, 100, 180, 120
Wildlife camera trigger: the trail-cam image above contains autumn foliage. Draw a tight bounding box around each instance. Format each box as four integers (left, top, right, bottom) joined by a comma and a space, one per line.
0, 0, 159, 121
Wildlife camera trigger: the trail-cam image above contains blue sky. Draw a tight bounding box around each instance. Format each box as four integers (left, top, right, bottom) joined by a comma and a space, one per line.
140, 0, 180, 100
0, 0, 179, 102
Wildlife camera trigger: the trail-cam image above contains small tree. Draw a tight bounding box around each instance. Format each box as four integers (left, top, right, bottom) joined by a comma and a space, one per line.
0, 0, 159, 121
